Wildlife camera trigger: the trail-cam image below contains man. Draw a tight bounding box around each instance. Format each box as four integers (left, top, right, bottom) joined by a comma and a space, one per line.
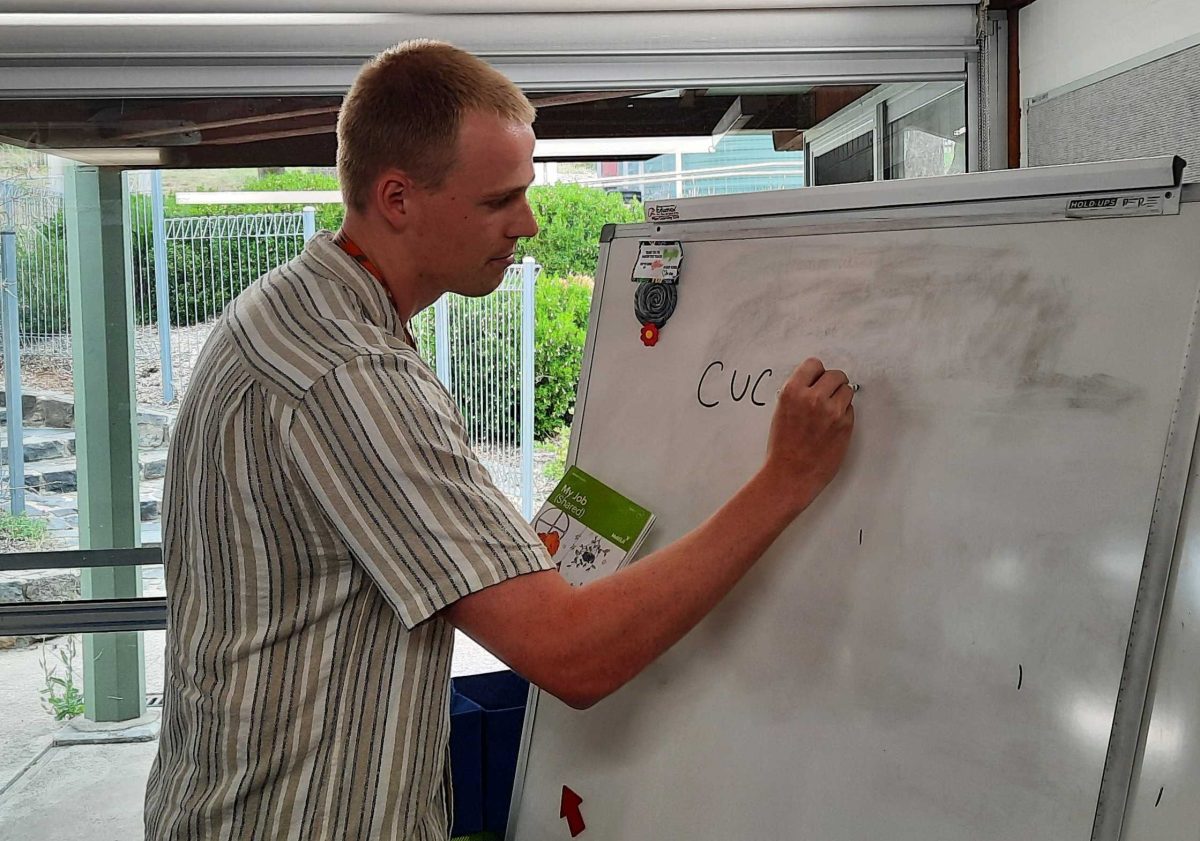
144, 40, 854, 841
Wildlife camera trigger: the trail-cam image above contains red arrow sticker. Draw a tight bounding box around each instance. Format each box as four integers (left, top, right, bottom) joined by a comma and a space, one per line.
560, 785, 585, 837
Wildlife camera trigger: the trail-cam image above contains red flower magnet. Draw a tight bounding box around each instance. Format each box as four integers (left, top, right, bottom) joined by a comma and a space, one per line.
640, 323, 660, 347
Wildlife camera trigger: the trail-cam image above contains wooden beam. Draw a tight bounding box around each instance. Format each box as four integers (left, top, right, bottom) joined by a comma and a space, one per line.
161, 133, 338, 168
530, 90, 654, 108
812, 86, 877, 123
1008, 7, 1021, 168
531, 94, 737, 139
203, 123, 334, 146
772, 129, 806, 153
115, 104, 341, 141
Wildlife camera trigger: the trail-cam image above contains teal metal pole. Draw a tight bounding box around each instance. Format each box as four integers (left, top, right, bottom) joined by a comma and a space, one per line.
65, 165, 145, 723
0, 231, 24, 514
152, 171, 174, 404
520, 257, 536, 519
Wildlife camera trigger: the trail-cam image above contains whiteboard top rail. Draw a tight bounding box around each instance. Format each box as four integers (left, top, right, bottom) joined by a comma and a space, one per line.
639, 155, 1186, 226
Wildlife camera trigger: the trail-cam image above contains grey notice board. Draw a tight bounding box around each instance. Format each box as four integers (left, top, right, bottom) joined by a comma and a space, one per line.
508, 158, 1200, 841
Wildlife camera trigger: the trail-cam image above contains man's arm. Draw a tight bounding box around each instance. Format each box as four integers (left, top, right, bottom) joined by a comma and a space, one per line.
442, 358, 855, 709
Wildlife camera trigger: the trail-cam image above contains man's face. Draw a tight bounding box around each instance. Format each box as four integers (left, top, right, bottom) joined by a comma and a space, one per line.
407, 110, 538, 298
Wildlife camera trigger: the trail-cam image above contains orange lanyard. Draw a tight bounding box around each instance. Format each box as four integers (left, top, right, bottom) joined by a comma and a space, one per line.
332, 230, 387, 285
332, 230, 415, 347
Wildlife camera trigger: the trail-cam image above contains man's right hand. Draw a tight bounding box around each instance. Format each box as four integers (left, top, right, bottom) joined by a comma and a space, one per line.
762, 357, 856, 516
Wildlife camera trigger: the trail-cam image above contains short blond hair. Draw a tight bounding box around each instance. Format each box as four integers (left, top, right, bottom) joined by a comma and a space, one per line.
336, 40, 536, 212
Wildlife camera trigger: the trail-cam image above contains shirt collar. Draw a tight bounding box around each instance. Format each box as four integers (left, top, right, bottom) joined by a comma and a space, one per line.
304, 231, 415, 347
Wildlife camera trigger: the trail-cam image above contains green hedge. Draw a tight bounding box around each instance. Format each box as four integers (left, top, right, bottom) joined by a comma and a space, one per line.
15, 210, 70, 337
129, 174, 342, 327
518, 184, 643, 277
22, 174, 638, 331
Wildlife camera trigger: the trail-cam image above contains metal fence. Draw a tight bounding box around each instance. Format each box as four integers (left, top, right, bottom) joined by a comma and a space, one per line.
414, 258, 538, 516
126, 171, 314, 402
0, 178, 73, 369
0, 171, 538, 516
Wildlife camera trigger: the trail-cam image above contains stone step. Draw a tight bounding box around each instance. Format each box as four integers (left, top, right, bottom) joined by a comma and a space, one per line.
0, 390, 75, 428
141, 448, 169, 481
0, 388, 176, 447
0, 427, 75, 465
26, 478, 164, 526
0, 418, 169, 452
23, 520, 164, 556
18, 449, 169, 495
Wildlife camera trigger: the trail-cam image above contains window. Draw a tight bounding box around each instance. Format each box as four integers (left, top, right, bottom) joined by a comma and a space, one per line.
885, 87, 967, 180
804, 83, 970, 186
814, 132, 875, 186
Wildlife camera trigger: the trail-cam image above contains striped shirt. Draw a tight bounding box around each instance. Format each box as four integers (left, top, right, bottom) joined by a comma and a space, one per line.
144, 231, 555, 841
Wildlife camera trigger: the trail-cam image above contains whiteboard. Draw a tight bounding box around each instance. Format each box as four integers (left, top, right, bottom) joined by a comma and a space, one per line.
510, 163, 1200, 841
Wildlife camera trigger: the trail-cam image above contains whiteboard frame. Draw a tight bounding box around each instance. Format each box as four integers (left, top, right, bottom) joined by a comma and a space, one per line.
1113, 183, 1200, 841
1089, 239, 1200, 841
508, 164, 1197, 841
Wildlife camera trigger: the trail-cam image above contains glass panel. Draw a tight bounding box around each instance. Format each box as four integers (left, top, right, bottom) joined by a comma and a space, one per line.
0, 629, 162, 832
0, 76, 959, 836
813, 132, 875, 186
0, 633, 79, 787
885, 86, 967, 180
633, 132, 806, 201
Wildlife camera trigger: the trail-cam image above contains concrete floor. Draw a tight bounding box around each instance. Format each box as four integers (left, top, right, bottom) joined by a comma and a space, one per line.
0, 642, 62, 798
0, 632, 505, 840
1, 741, 158, 839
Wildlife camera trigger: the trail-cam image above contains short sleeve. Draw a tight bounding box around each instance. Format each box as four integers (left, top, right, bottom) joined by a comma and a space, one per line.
285, 352, 556, 628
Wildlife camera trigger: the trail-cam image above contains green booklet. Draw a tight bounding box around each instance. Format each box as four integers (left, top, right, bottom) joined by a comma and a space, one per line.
533, 465, 656, 587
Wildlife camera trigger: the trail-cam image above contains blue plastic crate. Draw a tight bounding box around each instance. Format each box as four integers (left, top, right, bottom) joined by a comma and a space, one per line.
452, 670, 531, 836
449, 690, 484, 836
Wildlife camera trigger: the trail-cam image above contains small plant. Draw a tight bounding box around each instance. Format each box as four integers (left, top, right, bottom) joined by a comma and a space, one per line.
540, 426, 572, 483
0, 512, 50, 552
39, 635, 86, 721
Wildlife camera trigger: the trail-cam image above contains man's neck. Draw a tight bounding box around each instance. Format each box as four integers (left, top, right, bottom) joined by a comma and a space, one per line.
336, 216, 434, 323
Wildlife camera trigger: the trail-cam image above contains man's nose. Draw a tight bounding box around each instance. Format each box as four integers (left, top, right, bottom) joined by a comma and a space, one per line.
511, 199, 539, 239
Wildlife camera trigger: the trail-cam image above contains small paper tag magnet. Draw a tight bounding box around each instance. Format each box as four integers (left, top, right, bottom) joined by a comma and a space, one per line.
632, 240, 683, 283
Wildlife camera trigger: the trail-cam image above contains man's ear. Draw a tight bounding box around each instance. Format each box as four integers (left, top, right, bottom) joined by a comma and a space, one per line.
373, 168, 414, 231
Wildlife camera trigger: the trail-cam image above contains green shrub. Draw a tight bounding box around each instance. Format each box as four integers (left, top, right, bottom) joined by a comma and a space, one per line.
445, 293, 524, 445
159, 235, 307, 326
15, 211, 70, 336
120, 171, 343, 327
456, 274, 593, 444
534, 275, 592, 440
517, 184, 643, 278
414, 275, 592, 444
13, 174, 609, 443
